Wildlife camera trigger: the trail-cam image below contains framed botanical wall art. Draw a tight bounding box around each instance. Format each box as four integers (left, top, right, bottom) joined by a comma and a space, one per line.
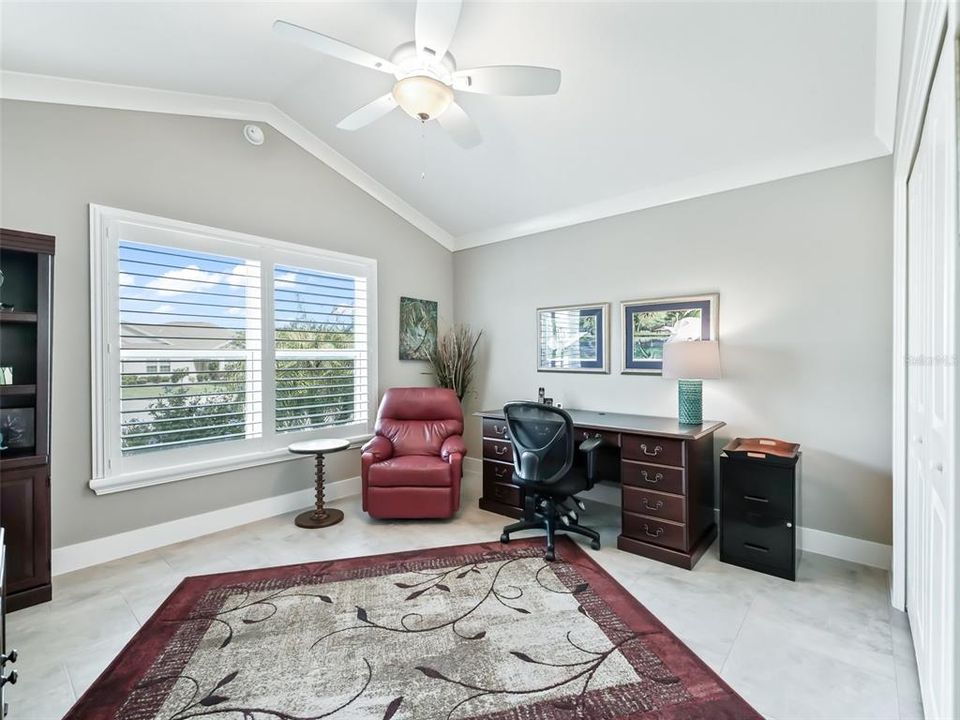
537, 303, 609, 373
399, 296, 438, 360
621, 294, 718, 374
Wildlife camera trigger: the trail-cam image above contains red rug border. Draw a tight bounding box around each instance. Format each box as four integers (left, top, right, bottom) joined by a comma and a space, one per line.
64, 536, 761, 720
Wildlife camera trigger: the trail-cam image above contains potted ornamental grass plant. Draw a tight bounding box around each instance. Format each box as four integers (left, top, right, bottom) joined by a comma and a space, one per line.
427, 324, 482, 401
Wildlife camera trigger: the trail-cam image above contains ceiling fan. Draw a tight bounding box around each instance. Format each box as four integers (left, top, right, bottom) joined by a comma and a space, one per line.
273, 0, 561, 148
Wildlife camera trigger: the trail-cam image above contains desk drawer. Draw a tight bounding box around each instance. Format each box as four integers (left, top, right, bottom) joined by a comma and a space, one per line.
574, 428, 619, 447
482, 438, 514, 462
622, 511, 686, 551
622, 487, 685, 523
621, 461, 685, 495
621, 434, 684, 467
482, 417, 510, 441
483, 460, 514, 484
485, 479, 521, 508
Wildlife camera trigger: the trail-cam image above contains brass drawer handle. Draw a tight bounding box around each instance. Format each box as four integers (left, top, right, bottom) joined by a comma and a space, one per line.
642, 498, 664, 512
494, 424, 508, 436
494, 466, 509, 478
640, 443, 662, 457
642, 524, 664, 538
640, 469, 663, 483
494, 445, 509, 456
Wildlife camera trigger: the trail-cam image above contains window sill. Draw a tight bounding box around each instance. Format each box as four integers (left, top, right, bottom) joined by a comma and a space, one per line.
88, 433, 372, 496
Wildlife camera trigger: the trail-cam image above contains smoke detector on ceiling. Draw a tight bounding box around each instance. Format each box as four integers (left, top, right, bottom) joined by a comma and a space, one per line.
243, 124, 264, 146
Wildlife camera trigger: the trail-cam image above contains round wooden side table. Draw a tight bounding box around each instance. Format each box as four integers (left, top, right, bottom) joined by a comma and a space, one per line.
288, 438, 351, 529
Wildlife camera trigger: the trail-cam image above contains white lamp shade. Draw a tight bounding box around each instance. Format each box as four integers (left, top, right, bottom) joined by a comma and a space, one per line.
662, 340, 721, 379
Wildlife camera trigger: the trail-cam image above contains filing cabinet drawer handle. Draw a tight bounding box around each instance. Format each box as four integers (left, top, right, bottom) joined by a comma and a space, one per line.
640, 469, 663, 483
494, 445, 509, 456
640, 443, 662, 457
494, 466, 510, 479
744, 542, 769, 553
641, 498, 664, 512
642, 524, 664, 538
744, 495, 768, 503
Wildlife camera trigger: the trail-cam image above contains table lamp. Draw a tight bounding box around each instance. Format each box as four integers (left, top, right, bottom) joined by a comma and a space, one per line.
662, 340, 721, 425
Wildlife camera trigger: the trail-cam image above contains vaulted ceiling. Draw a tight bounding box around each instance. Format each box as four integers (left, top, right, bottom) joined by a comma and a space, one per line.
1, 2, 898, 250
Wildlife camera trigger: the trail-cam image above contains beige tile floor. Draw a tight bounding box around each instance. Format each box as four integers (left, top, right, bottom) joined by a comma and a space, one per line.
8, 478, 923, 720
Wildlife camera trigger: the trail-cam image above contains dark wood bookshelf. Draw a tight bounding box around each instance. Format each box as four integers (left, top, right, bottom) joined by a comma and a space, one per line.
0, 385, 36, 397
0, 312, 38, 324
0, 228, 54, 612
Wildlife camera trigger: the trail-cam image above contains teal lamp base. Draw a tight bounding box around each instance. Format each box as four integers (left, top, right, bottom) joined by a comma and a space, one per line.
677, 379, 703, 425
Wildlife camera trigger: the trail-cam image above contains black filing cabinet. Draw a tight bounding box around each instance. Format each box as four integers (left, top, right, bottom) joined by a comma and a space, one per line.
720, 442, 801, 580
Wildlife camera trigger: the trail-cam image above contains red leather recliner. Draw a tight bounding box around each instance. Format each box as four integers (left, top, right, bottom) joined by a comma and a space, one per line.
361, 387, 466, 519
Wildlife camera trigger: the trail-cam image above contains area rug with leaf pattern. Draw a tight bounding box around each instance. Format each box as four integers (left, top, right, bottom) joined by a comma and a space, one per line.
66, 537, 761, 720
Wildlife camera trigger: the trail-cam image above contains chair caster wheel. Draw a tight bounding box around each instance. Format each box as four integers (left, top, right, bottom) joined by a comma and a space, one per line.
500, 534, 510, 544
544, 550, 555, 561
591, 540, 601, 551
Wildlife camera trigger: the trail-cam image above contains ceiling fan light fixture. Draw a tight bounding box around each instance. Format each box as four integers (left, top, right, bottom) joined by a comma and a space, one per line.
392, 75, 454, 121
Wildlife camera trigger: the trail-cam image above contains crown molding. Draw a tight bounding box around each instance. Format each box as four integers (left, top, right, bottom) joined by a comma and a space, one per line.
0, 71, 457, 252
2, 69, 894, 254
455, 136, 892, 251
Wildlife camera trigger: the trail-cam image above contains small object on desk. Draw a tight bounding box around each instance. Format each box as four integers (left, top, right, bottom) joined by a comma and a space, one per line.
288, 438, 352, 529
537, 386, 545, 404
662, 340, 722, 425
719, 437, 801, 581
0, 368, 11, 385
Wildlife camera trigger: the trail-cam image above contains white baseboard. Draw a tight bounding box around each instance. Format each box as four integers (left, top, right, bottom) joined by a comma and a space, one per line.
52, 468, 891, 576
51, 476, 360, 576
798, 526, 892, 570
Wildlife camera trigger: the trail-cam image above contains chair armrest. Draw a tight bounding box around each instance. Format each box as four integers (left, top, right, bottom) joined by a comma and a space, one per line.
361, 435, 393, 461
441, 435, 467, 461
578, 437, 602, 483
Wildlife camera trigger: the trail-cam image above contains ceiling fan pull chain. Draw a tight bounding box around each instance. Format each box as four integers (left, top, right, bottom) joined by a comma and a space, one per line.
420, 120, 427, 181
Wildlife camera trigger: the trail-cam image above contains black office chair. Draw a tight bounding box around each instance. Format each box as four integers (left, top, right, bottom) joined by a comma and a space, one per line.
499, 401, 602, 560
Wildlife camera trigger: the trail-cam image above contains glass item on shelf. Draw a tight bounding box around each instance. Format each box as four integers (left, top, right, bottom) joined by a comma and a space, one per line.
0, 408, 35, 450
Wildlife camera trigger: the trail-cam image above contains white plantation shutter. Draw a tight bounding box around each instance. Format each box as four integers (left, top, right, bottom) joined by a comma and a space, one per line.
118, 241, 263, 454
89, 205, 378, 493
274, 264, 369, 433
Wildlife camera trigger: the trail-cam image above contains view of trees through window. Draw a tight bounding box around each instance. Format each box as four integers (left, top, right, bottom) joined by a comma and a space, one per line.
118, 241, 366, 454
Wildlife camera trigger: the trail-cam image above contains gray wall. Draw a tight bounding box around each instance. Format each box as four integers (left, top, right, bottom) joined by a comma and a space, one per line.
0, 100, 453, 548
454, 157, 893, 545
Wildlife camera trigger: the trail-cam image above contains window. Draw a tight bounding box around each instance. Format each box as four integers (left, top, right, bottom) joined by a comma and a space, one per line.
90, 205, 377, 494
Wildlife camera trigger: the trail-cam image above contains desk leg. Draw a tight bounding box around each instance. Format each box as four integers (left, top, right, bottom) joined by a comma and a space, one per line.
295, 452, 345, 529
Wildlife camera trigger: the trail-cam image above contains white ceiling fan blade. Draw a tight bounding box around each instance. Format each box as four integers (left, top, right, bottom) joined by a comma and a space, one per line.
336, 94, 399, 130
273, 20, 397, 75
437, 102, 481, 148
414, 0, 462, 61
452, 66, 561, 96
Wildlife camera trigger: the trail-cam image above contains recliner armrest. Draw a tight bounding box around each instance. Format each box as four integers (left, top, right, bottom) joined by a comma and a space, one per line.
441, 435, 467, 461
361, 435, 393, 461
578, 437, 602, 484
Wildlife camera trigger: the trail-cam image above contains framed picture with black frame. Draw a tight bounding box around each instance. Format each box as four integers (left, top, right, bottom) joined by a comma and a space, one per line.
537, 302, 610, 373
621, 294, 718, 374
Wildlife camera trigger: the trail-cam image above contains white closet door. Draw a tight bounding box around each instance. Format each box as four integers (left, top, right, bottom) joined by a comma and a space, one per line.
905, 28, 957, 720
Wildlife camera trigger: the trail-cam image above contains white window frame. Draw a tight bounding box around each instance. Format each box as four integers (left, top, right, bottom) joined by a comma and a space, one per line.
89, 204, 378, 495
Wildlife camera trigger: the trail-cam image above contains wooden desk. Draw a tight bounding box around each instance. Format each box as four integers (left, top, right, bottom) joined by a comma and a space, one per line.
475, 408, 726, 569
